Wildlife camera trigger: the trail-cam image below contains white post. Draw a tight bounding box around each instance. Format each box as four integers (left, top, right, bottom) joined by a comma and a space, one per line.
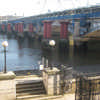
42, 57, 45, 66
46, 59, 48, 68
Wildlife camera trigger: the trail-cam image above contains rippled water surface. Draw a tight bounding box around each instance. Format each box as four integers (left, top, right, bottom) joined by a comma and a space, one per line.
0, 35, 100, 73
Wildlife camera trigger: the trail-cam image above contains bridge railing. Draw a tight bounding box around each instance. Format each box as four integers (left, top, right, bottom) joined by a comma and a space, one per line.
86, 25, 100, 34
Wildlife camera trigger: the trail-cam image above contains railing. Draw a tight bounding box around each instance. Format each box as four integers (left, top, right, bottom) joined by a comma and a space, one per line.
75, 73, 100, 100
86, 25, 100, 35
60, 65, 74, 94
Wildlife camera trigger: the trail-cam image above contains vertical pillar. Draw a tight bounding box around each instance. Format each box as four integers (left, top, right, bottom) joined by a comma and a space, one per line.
60, 22, 64, 38
43, 21, 52, 39
73, 22, 80, 37
18, 23, 20, 33
15, 23, 18, 32
60, 22, 69, 39
47, 21, 52, 38
20, 23, 23, 33
43, 67, 61, 95
18, 23, 23, 33
43, 22, 47, 38
2, 24, 5, 32
29, 23, 33, 33
7, 23, 11, 32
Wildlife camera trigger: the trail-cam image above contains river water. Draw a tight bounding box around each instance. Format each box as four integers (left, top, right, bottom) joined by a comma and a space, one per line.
0, 34, 100, 73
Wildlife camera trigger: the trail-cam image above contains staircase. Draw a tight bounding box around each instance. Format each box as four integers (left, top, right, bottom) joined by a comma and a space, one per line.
16, 80, 62, 100
16, 80, 46, 100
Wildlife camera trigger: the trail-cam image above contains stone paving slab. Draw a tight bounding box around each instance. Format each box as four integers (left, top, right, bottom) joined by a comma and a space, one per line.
50, 94, 75, 100
15, 75, 42, 84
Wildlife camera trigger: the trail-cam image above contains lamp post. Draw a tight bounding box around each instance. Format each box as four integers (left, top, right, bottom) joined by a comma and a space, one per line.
49, 40, 56, 70
2, 41, 8, 73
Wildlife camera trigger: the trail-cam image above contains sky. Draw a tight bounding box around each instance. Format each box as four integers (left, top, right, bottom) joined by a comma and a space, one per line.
0, 0, 100, 17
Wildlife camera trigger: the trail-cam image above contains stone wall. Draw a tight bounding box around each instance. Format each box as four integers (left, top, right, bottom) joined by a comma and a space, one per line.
43, 67, 61, 95
0, 72, 16, 100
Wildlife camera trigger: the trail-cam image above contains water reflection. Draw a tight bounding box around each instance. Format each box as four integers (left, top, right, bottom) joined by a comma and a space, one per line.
0, 34, 100, 73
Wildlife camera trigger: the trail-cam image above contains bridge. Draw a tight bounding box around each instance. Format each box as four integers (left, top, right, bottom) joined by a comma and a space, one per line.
0, 5, 100, 47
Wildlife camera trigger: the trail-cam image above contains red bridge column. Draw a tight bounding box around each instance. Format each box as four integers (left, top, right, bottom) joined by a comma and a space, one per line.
29, 23, 33, 33
60, 22, 69, 39
43, 21, 47, 38
60, 22, 64, 38
2, 24, 5, 32
18, 23, 23, 33
43, 21, 52, 39
7, 23, 11, 32
18, 23, 20, 33
15, 23, 18, 32
47, 21, 52, 38
20, 23, 23, 33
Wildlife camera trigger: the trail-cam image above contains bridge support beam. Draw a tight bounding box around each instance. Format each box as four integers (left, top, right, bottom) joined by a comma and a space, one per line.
7, 23, 11, 33
60, 22, 69, 39
15, 23, 18, 32
18, 23, 23, 33
28, 23, 34, 38
73, 22, 80, 38
73, 22, 81, 47
43, 21, 52, 39
18, 23, 24, 37
59, 21, 69, 51
1, 24, 5, 33
29, 23, 33, 33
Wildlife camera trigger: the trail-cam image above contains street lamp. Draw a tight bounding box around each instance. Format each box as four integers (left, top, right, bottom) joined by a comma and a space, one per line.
49, 40, 56, 47
49, 40, 56, 70
2, 41, 8, 73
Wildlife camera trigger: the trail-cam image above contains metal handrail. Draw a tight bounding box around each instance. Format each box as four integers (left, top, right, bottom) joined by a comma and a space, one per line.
86, 25, 100, 34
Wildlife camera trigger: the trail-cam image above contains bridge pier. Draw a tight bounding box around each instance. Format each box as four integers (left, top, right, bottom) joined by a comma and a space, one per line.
43, 21, 52, 39
15, 23, 18, 32
73, 22, 80, 38
60, 22, 69, 39
18, 22, 24, 38
59, 21, 69, 50
73, 21, 88, 51
28, 23, 34, 38
42, 21, 53, 50
7, 23, 12, 34
1, 24, 5, 33
13, 23, 18, 37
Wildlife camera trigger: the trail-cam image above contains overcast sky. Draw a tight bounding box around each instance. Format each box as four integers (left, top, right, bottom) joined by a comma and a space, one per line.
0, 0, 100, 16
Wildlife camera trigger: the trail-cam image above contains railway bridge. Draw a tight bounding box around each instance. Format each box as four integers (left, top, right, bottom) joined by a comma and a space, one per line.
0, 5, 100, 48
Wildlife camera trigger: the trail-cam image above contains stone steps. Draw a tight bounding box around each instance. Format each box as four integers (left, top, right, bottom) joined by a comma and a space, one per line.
16, 88, 45, 95
17, 95, 63, 100
17, 94, 46, 100
16, 75, 41, 79
16, 80, 46, 99
17, 90, 46, 97
16, 81, 42, 89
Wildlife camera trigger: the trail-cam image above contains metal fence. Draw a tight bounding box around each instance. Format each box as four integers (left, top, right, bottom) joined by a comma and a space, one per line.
60, 65, 74, 94
75, 73, 100, 100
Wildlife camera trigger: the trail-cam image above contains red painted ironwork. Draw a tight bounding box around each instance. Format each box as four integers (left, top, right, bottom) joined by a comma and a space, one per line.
60, 22, 64, 38
7, 23, 11, 32
47, 22, 52, 38
43, 22, 47, 38
15, 23, 18, 32
60, 22, 69, 39
43, 21, 52, 39
18, 23, 23, 33
29, 23, 33, 33
2, 24, 5, 32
